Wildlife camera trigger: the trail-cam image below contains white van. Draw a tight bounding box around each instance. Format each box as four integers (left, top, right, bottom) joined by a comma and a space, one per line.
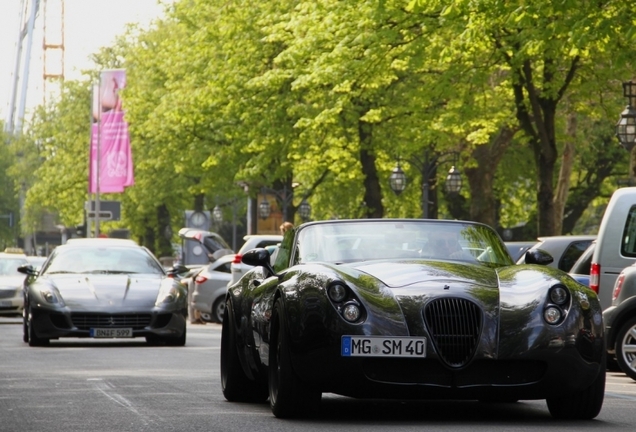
591, 187, 636, 309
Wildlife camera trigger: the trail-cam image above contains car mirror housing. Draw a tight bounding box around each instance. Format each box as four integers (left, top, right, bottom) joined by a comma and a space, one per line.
524, 248, 554, 266
242, 248, 278, 278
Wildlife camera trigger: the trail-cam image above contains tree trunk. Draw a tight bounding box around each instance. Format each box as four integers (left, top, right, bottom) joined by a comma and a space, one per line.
554, 112, 576, 234
464, 127, 516, 227
358, 120, 383, 218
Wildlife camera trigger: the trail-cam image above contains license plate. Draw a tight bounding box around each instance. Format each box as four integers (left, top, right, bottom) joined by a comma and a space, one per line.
89, 328, 133, 338
341, 336, 427, 357
0, 301, 12, 308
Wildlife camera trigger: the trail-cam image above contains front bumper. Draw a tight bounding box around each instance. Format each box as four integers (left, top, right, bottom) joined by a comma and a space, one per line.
29, 304, 186, 340
0, 288, 23, 316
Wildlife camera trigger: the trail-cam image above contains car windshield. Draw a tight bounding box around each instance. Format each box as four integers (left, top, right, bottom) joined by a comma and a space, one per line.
295, 220, 513, 266
0, 257, 29, 276
43, 246, 165, 275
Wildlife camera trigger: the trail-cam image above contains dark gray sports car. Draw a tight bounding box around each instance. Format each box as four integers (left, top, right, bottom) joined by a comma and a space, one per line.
18, 238, 187, 346
221, 219, 605, 419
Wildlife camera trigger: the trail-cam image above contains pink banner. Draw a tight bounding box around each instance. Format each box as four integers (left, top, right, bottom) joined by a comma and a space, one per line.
89, 69, 134, 194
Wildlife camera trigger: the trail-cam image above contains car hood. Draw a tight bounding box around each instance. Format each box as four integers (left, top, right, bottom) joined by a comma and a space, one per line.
0, 275, 25, 289
42, 274, 164, 308
352, 260, 498, 289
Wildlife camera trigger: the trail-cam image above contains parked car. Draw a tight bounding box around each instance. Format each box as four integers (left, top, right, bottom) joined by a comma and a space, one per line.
178, 228, 234, 263
517, 235, 596, 273
0, 251, 29, 316
591, 187, 636, 309
222, 219, 605, 419
227, 234, 282, 288
568, 242, 595, 287
602, 262, 636, 380
18, 238, 188, 347
189, 254, 233, 323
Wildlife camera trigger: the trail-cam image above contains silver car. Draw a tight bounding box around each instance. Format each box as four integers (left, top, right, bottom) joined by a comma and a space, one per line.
189, 254, 233, 323
18, 238, 188, 346
0, 252, 29, 316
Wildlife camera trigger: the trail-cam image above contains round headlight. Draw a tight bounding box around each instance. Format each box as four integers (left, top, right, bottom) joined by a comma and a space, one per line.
342, 303, 361, 322
544, 306, 562, 324
550, 286, 568, 305
328, 284, 347, 302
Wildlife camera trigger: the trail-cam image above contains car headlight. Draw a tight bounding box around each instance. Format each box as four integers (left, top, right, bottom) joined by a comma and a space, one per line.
549, 285, 569, 305
40, 289, 65, 306
543, 284, 570, 325
544, 306, 562, 324
328, 283, 347, 302
155, 283, 182, 306
342, 302, 361, 323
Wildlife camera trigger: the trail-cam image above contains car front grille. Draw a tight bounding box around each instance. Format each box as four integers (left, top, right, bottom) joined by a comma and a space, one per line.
71, 313, 152, 330
0, 288, 19, 299
423, 297, 482, 368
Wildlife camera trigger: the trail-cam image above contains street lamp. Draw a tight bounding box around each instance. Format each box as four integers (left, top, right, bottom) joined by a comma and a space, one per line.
445, 166, 462, 193
389, 162, 407, 195
298, 199, 312, 221
617, 80, 636, 152
212, 205, 223, 223
389, 149, 462, 219
259, 199, 271, 219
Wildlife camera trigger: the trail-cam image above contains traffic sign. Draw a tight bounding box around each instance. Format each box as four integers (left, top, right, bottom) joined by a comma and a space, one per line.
86, 211, 113, 220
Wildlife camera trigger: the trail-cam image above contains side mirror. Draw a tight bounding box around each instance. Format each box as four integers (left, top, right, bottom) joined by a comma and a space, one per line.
524, 248, 554, 266
17, 264, 38, 276
166, 264, 190, 278
242, 248, 278, 277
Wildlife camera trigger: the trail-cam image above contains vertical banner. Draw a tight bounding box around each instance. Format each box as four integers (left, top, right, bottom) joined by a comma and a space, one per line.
89, 69, 135, 193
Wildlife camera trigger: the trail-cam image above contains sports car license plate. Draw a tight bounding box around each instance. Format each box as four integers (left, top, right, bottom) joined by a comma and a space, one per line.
341, 336, 427, 357
89, 328, 133, 338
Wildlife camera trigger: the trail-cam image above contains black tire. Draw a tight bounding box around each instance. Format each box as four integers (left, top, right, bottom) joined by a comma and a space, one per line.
615, 316, 636, 381
22, 304, 29, 343
546, 355, 605, 419
27, 308, 49, 347
220, 300, 268, 402
269, 298, 321, 418
211, 298, 225, 324
164, 326, 187, 347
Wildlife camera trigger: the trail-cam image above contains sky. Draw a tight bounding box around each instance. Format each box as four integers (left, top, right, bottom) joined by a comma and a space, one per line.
1, 0, 171, 128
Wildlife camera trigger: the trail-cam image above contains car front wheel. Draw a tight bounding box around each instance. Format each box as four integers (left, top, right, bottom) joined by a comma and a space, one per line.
269, 298, 321, 418
27, 307, 49, 347
546, 355, 605, 419
220, 300, 267, 402
616, 316, 636, 381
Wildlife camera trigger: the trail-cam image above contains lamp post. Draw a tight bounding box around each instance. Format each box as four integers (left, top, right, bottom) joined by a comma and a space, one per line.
389, 149, 462, 218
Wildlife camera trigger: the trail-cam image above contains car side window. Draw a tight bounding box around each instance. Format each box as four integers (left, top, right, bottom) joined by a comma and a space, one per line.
621, 206, 636, 258
216, 262, 232, 273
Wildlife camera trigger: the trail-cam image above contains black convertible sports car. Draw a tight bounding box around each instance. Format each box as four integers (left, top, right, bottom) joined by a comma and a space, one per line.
18, 238, 187, 346
221, 219, 605, 419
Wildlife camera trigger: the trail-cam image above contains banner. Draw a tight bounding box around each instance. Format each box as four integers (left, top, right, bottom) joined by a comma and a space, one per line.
89, 69, 135, 194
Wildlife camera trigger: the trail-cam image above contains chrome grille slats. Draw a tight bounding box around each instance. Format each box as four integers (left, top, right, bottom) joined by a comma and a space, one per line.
71, 313, 151, 330
424, 297, 482, 368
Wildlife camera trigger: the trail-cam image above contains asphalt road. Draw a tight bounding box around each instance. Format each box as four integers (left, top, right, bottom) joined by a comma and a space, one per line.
1, 316, 636, 432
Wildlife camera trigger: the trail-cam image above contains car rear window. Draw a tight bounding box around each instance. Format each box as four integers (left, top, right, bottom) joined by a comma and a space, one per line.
559, 240, 593, 272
